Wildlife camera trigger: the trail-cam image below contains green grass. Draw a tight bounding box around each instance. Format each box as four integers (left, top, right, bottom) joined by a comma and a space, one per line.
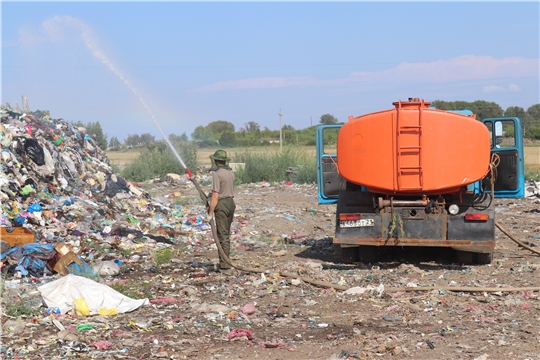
0, 272, 7, 299
154, 247, 174, 266
525, 164, 540, 182
198, 178, 211, 187
5, 299, 41, 317
121, 141, 198, 182
233, 146, 317, 184
172, 197, 191, 206
109, 282, 150, 299
116, 248, 133, 257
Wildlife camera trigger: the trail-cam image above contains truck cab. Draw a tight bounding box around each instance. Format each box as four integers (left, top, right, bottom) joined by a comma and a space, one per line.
316, 104, 524, 265
474, 117, 525, 198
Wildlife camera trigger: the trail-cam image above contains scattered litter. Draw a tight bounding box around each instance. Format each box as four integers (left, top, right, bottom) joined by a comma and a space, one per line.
343, 284, 385, 295
226, 328, 253, 340
241, 302, 257, 315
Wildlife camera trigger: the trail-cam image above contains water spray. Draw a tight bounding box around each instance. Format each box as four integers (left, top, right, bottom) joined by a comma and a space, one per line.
30, 16, 414, 290
46, 16, 194, 176
50, 16, 341, 283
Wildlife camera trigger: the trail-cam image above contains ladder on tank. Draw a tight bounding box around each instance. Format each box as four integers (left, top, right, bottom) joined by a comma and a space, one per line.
396, 103, 423, 191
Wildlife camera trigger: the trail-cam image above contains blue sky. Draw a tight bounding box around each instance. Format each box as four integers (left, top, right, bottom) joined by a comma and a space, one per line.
2, 1, 539, 142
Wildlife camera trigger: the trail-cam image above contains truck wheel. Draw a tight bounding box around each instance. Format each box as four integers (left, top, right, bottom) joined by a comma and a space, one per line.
476, 252, 494, 265
341, 247, 358, 264
358, 246, 378, 264
456, 250, 474, 265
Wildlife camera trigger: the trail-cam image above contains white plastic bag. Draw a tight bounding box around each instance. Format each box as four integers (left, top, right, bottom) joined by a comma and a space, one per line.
38, 274, 148, 315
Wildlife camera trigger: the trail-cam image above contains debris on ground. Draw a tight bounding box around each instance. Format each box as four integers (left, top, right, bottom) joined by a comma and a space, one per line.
1, 106, 539, 359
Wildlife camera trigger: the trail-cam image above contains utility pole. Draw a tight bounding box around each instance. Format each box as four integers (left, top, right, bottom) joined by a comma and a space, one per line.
279, 109, 283, 153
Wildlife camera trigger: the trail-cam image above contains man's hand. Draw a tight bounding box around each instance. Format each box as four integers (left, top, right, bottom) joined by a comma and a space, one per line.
206, 213, 213, 223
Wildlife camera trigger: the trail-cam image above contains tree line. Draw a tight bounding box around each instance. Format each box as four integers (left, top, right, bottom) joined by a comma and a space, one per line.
34, 99, 539, 151
431, 100, 540, 139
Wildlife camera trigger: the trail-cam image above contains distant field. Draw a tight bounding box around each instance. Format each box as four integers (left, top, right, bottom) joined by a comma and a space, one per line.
106, 150, 141, 169
197, 146, 320, 167
525, 147, 540, 166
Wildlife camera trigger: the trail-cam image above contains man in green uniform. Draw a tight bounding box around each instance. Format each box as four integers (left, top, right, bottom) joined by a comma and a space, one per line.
207, 150, 236, 275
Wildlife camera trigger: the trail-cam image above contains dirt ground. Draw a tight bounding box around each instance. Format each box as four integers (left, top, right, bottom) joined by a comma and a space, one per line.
2, 180, 540, 360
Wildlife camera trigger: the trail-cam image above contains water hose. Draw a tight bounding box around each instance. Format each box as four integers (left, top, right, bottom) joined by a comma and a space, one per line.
495, 221, 540, 255
187, 172, 349, 290
379, 222, 540, 293
186, 171, 538, 293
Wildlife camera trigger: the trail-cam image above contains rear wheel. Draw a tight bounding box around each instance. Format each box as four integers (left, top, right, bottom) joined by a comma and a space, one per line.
358, 246, 378, 264
456, 250, 474, 265
340, 246, 358, 264
476, 252, 494, 265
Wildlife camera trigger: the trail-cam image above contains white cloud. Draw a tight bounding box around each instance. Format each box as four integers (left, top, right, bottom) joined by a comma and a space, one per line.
482, 84, 521, 93
189, 55, 538, 93
482, 85, 506, 93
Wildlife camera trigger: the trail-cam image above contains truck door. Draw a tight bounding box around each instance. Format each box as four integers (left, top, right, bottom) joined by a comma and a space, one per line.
482, 117, 524, 198
316, 125, 345, 204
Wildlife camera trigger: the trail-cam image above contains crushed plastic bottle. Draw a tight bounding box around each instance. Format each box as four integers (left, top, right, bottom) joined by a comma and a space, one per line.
44, 306, 61, 315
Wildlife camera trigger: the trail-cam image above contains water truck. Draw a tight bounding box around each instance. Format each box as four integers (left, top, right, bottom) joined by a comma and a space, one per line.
316, 98, 524, 264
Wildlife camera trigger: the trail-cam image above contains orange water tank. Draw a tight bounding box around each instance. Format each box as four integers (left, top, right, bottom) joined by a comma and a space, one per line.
337, 99, 490, 195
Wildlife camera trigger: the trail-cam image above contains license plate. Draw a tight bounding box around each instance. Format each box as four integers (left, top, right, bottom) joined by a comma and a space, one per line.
340, 219, 374, 228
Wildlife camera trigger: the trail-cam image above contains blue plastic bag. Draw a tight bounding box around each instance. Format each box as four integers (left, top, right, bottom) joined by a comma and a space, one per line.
27, 203, 43, 213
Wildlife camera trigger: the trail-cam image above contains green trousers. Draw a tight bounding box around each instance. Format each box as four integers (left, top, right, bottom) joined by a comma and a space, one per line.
214, 198, 235, 270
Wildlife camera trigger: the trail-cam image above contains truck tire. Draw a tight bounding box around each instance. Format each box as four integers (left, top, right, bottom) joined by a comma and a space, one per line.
456, 250, 474, 265
476, 252, 494, 265
341, 246, 358, 264
358, 246, 378, 264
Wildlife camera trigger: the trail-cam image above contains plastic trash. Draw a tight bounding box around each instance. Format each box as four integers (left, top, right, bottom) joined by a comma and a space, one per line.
241, 303, 257, 315
52, 135, 63, 146
226, 328, 253, 340
74, 298, 90, 316
38, 274, 149, 315
291, 232, 307, 239
44, 306, 61, 315
27, 203, 43, 212
19, 185, 35, 195
24, 138, 45, 166
76, 324, 94, 332
89, 341, 113, 350
92, 260, 120, 276
2, 243, 56, 277
67, 258, 100, 280
97, 308, 119, 316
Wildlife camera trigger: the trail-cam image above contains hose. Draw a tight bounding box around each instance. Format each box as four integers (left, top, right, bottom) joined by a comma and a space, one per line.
384, 286, 540, 293
496, 221, 540, 255
188, 175, 539, 293
189, 175, 349, 290
489, 153, 500, 203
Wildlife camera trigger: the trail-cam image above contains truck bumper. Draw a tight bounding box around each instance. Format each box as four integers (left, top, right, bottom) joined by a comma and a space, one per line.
334, 213, 495, 254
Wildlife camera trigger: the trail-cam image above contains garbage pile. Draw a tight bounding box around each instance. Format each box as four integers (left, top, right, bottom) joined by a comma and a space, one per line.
0, 106, 202, 279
